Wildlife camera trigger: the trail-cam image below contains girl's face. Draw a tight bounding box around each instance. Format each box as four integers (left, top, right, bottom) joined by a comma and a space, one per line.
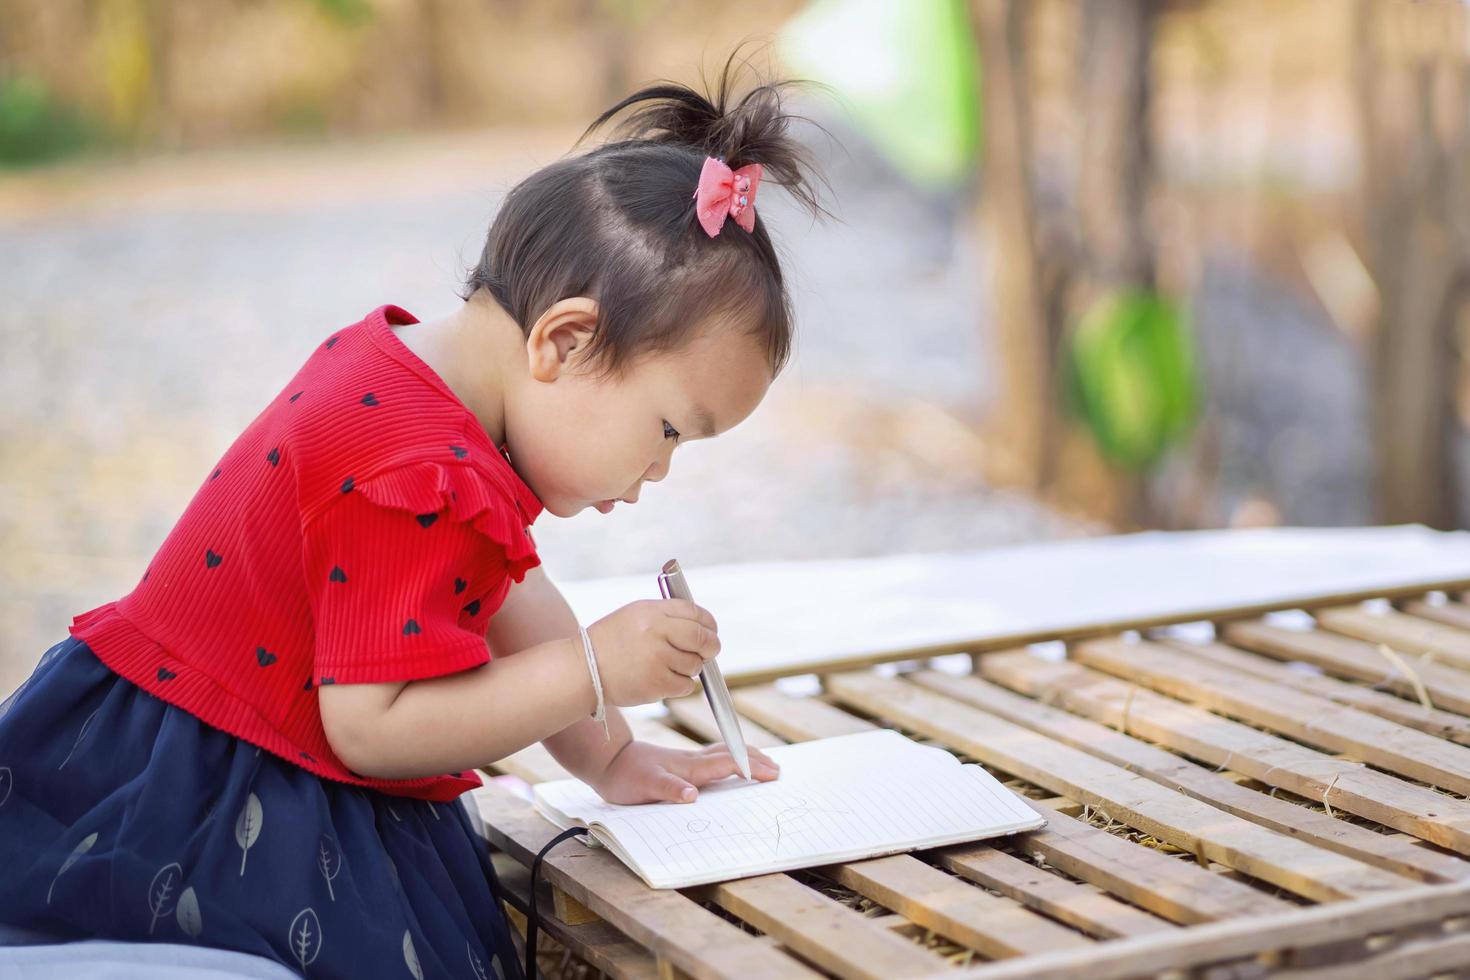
505, 300, 774, 518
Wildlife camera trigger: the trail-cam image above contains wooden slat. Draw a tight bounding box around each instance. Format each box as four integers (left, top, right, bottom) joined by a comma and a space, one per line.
932, 845, 1175, 940
1223, 619, 1470, 716
1274, 933, 1470, 979
824, 671, 1412, 903
628, 713, 707, 750
1154, 635, 1470, 746
734, 685, 879, 738
710, 873, 949, 979
1010, 804, 1291, 924
472, 782, 821, 980
980, 651, 1470, 860
1075, 636, 1470, 797
1316, 605, 1470, 671
821, 855, 1093, 960
636, 713, 1082, 963
1399, 597, 1470, 632
733, 682, 1291, 924
663, 694, 786, 748
945, 877, 1470, 980
935, 661, 1468, 885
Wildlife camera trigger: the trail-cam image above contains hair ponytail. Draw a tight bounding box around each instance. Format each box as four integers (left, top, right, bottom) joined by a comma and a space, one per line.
580, 50, 829, 224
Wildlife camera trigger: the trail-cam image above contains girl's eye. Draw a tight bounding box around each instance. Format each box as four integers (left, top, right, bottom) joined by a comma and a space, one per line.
663, 420, 681, 442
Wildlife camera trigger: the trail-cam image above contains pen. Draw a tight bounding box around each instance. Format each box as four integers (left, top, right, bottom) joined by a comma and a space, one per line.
657, 558, 752, 780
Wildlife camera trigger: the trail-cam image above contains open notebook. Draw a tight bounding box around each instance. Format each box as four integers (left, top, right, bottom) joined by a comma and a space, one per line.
532, 729, 1047, 889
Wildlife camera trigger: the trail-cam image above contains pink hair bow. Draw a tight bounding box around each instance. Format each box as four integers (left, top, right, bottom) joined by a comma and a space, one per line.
693, 156, 764, 238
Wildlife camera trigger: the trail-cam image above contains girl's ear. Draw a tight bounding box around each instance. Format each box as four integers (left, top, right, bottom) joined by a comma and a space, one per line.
525, 297, 599, 382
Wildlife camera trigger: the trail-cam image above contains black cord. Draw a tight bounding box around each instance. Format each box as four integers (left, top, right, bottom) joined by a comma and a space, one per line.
526, 826, 589, 980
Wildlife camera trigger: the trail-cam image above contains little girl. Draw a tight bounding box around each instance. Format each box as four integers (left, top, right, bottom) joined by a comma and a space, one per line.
0, 55, 825, 979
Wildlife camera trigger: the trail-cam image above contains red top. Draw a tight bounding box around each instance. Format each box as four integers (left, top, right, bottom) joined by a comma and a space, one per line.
70, 305, 544, 801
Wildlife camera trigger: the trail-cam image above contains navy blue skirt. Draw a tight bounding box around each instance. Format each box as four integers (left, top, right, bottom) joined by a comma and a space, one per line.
0, 636, 522, 979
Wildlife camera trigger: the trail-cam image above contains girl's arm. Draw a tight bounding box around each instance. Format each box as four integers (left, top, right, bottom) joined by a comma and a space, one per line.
480, 564, 635, 779
315, 565, 638, 780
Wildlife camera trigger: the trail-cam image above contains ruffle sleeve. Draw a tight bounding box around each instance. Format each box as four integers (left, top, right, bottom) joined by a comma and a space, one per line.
302, 460, 541, 686
352, 460, 540, 584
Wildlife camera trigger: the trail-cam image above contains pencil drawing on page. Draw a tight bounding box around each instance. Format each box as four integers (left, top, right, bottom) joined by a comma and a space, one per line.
662, 796, 854, 858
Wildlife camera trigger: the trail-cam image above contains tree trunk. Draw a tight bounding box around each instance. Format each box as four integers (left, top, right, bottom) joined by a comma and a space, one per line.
1355, 0, 1470, 528
1049, 0, 1160, 529
972, 0, 1050, 492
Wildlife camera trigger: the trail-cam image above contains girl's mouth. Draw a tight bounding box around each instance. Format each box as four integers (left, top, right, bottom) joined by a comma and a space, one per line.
594, 500, 615, 514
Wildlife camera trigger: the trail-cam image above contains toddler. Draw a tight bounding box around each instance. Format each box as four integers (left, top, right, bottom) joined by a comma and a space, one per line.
0, 53, 827, 980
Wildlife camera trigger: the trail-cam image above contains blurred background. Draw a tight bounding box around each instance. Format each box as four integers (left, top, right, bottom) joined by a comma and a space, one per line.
2, 0, 1468, 694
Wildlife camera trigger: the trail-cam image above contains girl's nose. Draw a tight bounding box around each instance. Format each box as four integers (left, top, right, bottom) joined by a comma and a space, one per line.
645, 450, 672, 484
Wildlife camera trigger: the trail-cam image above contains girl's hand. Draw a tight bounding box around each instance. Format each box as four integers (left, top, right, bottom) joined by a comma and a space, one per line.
585, 599, 722, 706
590, 740, 780, 804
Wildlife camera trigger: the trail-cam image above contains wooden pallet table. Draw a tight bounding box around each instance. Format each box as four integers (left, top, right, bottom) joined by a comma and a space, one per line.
470, 582, 1470, 979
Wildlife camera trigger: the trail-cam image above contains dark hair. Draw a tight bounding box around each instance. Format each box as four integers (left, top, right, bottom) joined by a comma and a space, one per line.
464, 50, 830, 384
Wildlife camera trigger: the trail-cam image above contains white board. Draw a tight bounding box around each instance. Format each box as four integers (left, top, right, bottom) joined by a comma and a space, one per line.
552, 525, 1470, 682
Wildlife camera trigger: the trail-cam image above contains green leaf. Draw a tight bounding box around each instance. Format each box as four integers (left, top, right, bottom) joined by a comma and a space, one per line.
1064, 290, 1200, 469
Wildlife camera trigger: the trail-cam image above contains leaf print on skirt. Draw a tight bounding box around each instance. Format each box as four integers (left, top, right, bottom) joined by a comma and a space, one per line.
236, 792, 263, 875
177, 884, 203, 938
404, 930, 423, 980
290, 907, 323, 973
148, 861, 182, 935
57, 707, 99, 770
317, 835, 342, 901
47, 831, 97, 904
467, 940, 490, 980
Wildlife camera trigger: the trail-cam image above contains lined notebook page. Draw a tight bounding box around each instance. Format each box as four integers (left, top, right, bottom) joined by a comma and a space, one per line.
533, 729, 1045, 888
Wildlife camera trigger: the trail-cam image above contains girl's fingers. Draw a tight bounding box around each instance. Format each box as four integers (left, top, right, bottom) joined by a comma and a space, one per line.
682, 751, 745, 786
748, 748, 780, 779
660, 598, 718, 634
667, 618, 720, 660
747, 745, 776, 765
699, 743, 782, 775
671, 651, 704, 678
666, 670, 697, 698
652, 770, 698, 803
693, 743, 780, 779
682, 746, 776, 787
